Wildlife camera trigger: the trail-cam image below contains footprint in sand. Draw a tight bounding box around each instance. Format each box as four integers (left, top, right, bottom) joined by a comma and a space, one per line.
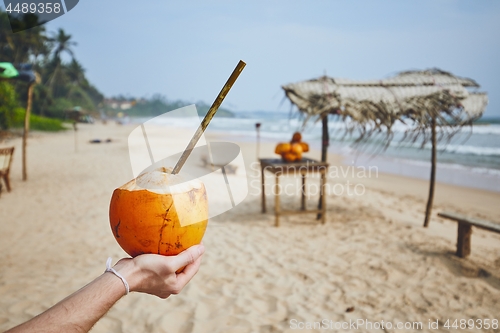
154, 308, 195, 333
194, 295, 233, 321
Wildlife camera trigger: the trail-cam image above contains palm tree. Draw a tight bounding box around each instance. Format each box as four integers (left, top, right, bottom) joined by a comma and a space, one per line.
42, 28, 77, 115
64, 58, 95, 110
65, 58, 85, 85
0, 11, 47, 64
51, 28, 76, 64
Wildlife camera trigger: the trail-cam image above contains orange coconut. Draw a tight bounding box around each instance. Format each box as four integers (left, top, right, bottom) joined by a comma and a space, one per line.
275, 142, 291, 155
291, 132, 302, 143
290, 142, 303, 155
109, 167, 208, 257
282, 152, 297, 162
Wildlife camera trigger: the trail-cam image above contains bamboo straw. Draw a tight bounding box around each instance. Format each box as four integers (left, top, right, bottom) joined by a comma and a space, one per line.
172, 60, 246, 174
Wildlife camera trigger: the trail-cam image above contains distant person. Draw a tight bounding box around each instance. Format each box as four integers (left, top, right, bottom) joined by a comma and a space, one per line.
4, 244, 205, 333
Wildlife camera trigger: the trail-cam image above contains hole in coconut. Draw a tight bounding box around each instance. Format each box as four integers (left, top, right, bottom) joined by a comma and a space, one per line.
157, 167, 172, 174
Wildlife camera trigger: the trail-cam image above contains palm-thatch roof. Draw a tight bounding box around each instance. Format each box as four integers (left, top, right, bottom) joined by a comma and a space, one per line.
282, 69, 488, 143
281, 69, 488, 227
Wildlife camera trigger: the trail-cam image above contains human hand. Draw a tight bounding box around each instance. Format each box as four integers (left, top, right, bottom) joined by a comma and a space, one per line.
112, 244, 205, 299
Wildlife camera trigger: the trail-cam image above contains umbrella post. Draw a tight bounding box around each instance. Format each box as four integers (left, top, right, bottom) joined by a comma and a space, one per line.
423, 116, 437, 227
73, 121, 78, 153
317, 113, 329, 219
321, 114, 329, 162
22, 82, 34, 181
255, 123, 261, 161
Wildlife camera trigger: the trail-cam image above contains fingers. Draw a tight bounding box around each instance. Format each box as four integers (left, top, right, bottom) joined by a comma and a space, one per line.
173, 244, 205, 272
175, 255, 202, 288
128, 245, 204, 297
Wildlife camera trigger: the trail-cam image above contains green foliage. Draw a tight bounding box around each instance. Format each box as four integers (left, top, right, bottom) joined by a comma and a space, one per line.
196, 101, 234, 118
109, 94, 234, 119
66, 85, 99, 110
0, 9, 104, 120
0, 81, 18, 130
1, 9, 234, 127
48, 98, 74, 119
0, 12, 48, 64
11, 108, 66, 131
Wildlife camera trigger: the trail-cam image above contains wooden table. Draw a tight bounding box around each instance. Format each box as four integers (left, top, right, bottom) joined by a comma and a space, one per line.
260, 158, 329, 226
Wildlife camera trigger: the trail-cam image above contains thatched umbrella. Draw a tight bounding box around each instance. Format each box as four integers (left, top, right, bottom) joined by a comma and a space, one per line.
282, 69, 488, 227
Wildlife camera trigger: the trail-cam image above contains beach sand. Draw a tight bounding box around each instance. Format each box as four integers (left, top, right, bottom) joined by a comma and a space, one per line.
1, 123, 499, 333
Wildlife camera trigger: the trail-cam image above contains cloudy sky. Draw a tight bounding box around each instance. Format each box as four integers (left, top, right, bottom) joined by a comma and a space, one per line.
25, 1, 500, 116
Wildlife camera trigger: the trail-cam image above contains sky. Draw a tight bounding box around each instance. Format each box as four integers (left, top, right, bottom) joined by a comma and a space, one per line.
9, 0, 500, 116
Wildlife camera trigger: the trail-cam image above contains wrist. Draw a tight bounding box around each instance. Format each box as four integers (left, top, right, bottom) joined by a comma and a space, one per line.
112, 258, 141, 293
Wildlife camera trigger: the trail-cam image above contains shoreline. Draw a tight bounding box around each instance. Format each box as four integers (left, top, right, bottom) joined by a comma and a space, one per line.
2, 124, 499, 222
208, 129, 500, 194
226, 136, 500, 223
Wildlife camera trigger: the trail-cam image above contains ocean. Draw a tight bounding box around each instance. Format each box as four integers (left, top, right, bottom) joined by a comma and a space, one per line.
132, 110, 500, 193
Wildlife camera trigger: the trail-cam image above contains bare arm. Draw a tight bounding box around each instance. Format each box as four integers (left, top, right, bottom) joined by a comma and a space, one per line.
5, 244, 205, 333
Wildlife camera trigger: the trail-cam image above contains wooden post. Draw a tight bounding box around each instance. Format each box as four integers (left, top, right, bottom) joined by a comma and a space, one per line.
317, 113, 329, 219
73, 121, 78, 153
320, 170, 326, 224
255, 123, 261, 161
22, 82, 34, 181
321, 114, 329, 163
261, 163, 266, 213
275, 174, 280, 227
423, 116, 437, 227
456, 222, 472, 258
301, 172, 306, 211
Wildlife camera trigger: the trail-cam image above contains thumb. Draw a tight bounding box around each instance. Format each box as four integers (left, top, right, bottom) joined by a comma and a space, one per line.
173, 244, 205, 271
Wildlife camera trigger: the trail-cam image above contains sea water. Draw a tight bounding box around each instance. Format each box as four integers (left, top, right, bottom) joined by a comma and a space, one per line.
134, 111, 500, 193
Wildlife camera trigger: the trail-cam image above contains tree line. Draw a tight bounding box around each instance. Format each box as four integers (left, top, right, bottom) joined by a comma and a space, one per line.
0, 9, 103, 130
103, 94, 234, 119
0, 9, 234, 130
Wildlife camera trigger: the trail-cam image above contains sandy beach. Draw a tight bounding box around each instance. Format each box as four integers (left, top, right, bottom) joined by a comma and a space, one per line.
1, 123, 499, 333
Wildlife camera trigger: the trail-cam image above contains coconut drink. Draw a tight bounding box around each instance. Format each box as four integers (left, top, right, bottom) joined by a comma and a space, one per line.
109, 167, 208, 257
109, 60, 245, 259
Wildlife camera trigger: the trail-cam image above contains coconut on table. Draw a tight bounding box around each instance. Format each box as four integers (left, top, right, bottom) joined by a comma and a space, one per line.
275, 132, 310, 162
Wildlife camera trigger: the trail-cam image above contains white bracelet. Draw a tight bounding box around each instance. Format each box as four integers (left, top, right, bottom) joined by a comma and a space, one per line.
105, 257, 130, 295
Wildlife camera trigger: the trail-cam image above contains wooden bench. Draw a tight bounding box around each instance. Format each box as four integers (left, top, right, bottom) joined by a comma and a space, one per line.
438, 211, 500, 258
